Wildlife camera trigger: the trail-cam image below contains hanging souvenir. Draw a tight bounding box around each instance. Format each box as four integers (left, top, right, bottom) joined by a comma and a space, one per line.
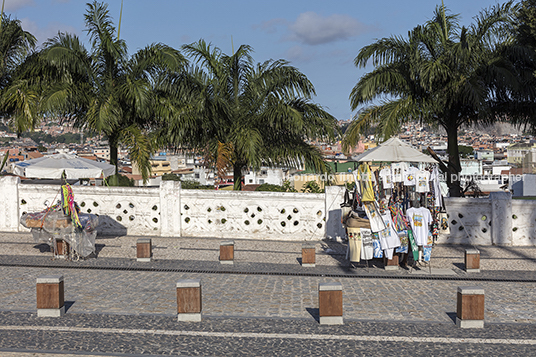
439, 212, 450, 234
423, 245, 432, 262
407, 230, 419, 262
395, 231, 409, 254
357, 164, 375, 202
360, 228, 374, 260
373, 234, 383, 258
363, 201, 387, 232
347, 228, 362, 263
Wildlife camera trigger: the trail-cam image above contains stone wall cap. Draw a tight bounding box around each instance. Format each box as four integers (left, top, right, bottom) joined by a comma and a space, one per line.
319, 282, 342, 291
177, 279, 201, 288
220, 241, 234, 246
465, 248, 480, 254
302, 243, 316, 249
137, 238, 152, 244
37, 275, 64, 284
458, 286, 484, 295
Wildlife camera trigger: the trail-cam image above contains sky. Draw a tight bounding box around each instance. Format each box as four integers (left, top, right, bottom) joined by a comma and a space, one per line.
6, 0, 512, 121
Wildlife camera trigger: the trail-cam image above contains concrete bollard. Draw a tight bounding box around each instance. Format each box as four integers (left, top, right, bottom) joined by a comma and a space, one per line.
220, 241, 234, 265
36, 275, 65, 317
456, 286, 485, 328
137, 238, 152, 262
301, 243, 316, 267
318, 282, 343, 325
176, 279, 202, 322
384, 254, 399, 271
465, 249, 480, 273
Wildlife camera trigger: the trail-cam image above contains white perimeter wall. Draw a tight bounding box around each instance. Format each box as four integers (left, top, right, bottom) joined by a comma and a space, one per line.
3, 175, 535, 245
0, 176, 345, 241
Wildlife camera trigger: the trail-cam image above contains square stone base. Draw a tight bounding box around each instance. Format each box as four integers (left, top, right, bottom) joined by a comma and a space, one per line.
465, 268, 480, 273
384, 265, 398, 271
456, 317, 484, 328
38, 306, 65, 317
220, 260, 234, 265
319, 316, 343, 325
137, 257, 152, 262
178, 313, 202, 322
302, 263, 315, 267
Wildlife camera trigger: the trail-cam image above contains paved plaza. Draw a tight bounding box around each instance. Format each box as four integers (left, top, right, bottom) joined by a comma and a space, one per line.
0, 232, 535, 355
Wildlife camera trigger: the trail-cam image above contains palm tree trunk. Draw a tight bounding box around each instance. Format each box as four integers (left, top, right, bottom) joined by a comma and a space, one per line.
446, 123, 462, 197
107, 134, 119, 185
233, 162, 243, 191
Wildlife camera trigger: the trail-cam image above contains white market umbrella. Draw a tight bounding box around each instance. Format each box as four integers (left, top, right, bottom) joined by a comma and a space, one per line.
353, 137, 437, 163
13, 153, 116, 179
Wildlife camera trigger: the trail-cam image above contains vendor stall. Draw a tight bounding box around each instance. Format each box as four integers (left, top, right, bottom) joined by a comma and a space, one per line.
20, 183, 98, 260
343, 138, 443, 269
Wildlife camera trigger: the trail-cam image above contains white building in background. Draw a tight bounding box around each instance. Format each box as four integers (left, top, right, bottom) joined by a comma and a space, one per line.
475, 150, 494, 161
93, 147, 129, 161
243, 167, 286, 186
460, 159, 482, 175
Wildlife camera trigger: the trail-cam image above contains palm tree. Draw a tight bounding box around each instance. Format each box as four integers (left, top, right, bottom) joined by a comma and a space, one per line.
345, 1, 527, 197
160, 40, 338, 190
40, 1, 185, 181
0, 14, 37, 135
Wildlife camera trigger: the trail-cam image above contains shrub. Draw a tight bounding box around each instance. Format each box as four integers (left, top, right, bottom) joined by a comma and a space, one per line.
105, 174, 134, 187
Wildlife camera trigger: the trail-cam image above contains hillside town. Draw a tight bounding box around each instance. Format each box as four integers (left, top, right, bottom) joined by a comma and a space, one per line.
3, 118, 536, 197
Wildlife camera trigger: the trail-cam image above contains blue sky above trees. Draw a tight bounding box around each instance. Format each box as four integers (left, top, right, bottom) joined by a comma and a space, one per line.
8, 0, 505, 121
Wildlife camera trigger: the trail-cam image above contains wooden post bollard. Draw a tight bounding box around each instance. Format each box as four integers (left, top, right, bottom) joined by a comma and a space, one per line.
137, 238, 152, 262
54, 239, 69, 259
220, 241, 234, 265
318, 282, 343, 325
302, 243, 316, 267
384, 254, 399, 270
176, 279, 202, 322
465, 249, 480, 273
456, 286, 485, 328
36, 275, 65, 317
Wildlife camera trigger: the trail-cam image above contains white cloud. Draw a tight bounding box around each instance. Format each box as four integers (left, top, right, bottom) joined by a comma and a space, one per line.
4, 0, 35, 12
289, 12, 367, 45
21, 18, 79, 46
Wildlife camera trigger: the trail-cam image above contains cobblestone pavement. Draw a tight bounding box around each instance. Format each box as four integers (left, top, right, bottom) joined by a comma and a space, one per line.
0, 233, 535, 355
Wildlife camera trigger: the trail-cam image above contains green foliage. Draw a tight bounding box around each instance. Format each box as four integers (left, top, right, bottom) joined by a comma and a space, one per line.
517, 0, 536, 48
161, 173, 181, 181
104, 174, 134, 187
345, 2, 527, 196
458, 145, 474, 158
0, 15, 38, 135
161, 40, 338, 190
180, 180, 213, 190
282, 180, 297, 192
21, 131, 82, 145
345, 181, 356, 191
39, 1, 185, 183
255, 183, 286, 192
301, 180, 323, 193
